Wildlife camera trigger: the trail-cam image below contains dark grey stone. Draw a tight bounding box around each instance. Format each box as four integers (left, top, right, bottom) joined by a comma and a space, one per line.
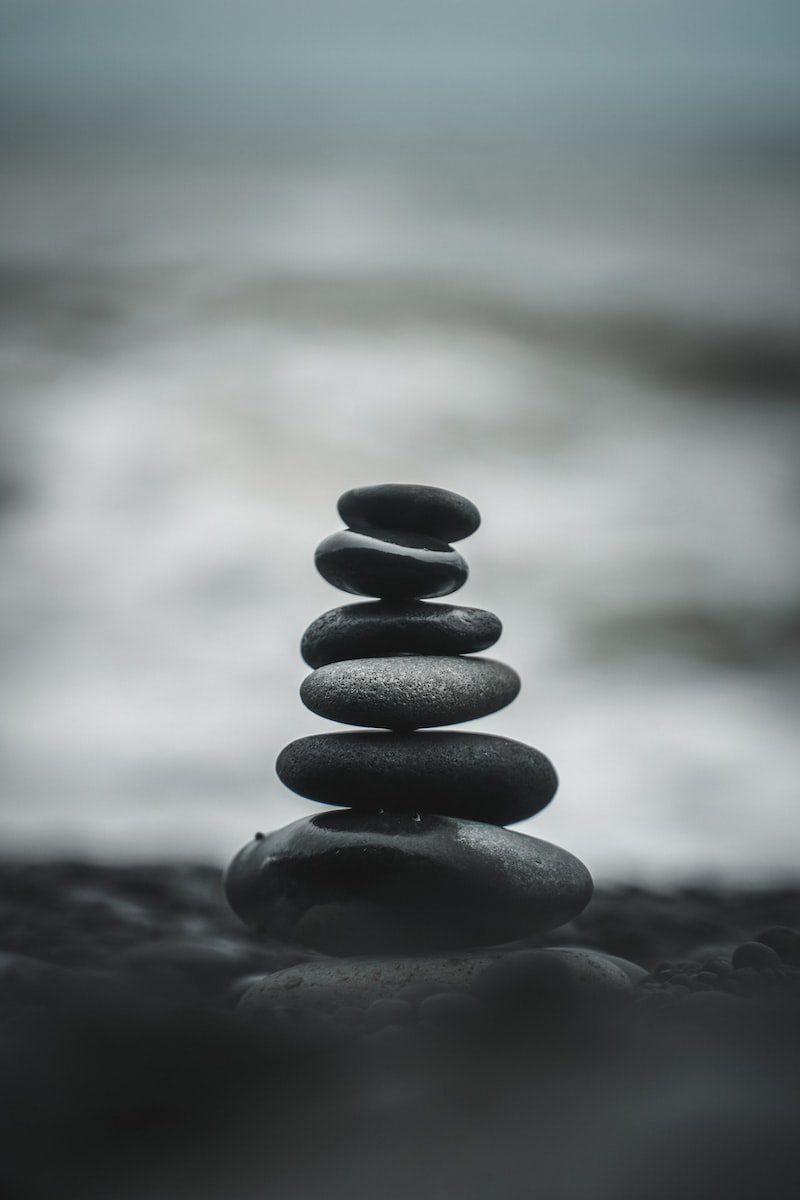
755, 927, 798, 963
300, 655, 520, 730
275, 731, 558, 825
731, 941, 781, 970
315, 528, 467, 599
236, 945, 630, 1023
538, 948, 637, 991
338, 483, 480, 543
300, 600, 502, 668
238, 954, 497, 1017
225, 810, 593, 955
472, 948, 633, 1014
589, 951, 649, 984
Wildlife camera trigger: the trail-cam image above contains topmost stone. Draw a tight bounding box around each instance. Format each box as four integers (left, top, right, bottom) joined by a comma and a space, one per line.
338, 484, 481, 543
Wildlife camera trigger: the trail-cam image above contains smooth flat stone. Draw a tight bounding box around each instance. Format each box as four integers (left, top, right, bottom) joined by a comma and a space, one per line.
337, 483, 480, 543
315, 529, 467, 599
275, 731, 558, 825
300, 601, 502, 668
225, 811, 593, 954
300, 655, 520, 730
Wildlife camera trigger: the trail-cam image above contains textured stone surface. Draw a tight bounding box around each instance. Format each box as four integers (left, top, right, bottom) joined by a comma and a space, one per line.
731, 941, 781, 969
337, 483, 480, 543
239, 952, 498, 1015
315, 528, 467, 599
237, 946, 631, 1020
300, 655, 520, 730
225, 811, 593, 954
275, 731, 558, 825
473, 948, 633, 1007
300, 600, 502, 668
591, 951, 649, 984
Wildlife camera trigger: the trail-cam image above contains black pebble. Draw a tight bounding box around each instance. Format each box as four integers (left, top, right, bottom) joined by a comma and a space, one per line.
755, 927, 798, 963
731, 941, 781, 970
300, 655, 520, 730
275, 731, 558, 826
224, 811, 592, 955
315, 528, 468, 599
300, 600, 502, 668
337, 483, 480, 543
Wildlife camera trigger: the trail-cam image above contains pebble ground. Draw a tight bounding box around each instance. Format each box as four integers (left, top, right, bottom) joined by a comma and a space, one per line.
1, 861, 799, 1200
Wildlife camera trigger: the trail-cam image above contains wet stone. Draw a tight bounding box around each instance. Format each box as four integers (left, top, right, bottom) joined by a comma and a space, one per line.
315, 529, 467, 599
275, 731, 558, 826
225, 810, 593, 955
474, 948, 632, 1015
731, 941, 781, 970
236, 944, 628, 1025
239, 954, 498, 1017
300, 600, 502, 668
337, 483, 480, 543
755, 927, 798, 963
300, 655, 520, 730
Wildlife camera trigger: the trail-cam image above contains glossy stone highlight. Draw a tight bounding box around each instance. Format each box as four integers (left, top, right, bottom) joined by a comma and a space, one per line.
300, 601, 502, 668
275, 731, 558, 825
315, 529, 468, 599
338, 483, 480, 543
224, 810, 593, 954
300, 655, 520, 730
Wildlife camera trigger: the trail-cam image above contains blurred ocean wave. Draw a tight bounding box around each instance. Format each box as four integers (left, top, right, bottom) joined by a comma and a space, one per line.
1, 2, 799, 878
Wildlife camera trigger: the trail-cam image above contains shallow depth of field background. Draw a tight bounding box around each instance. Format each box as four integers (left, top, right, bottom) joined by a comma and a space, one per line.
1, 1, 799, 879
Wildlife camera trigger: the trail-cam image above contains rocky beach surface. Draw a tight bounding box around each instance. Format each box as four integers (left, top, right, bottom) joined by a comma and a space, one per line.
1, 861, 799, 1199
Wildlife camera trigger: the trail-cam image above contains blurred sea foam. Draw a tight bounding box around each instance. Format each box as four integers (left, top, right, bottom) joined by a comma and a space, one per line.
1, 1, 799, 879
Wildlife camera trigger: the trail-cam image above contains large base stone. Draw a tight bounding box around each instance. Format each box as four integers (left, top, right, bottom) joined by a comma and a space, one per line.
237, 947, 634, 1021
225, 811, 592, 955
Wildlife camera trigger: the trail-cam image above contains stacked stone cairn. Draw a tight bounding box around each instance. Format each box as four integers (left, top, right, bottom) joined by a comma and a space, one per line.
225, 484, 595, 966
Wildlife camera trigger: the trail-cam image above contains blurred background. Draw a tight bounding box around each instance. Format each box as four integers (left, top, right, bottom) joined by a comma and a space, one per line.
1, 0, 798, 880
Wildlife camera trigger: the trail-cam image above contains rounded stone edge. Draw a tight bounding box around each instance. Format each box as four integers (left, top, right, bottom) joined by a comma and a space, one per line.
299, 602, 503, 669
337, 484, 481, 543
298, 656, 522, 730
274, 732, 559, 825
313, 529, 469, 600
224, 817, 593, 952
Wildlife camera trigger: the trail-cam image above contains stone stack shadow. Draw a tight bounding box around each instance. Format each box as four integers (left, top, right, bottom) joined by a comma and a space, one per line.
225, 485, 593, 956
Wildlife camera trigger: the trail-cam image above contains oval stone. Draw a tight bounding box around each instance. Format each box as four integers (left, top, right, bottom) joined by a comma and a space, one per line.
238, 954, 498, 1019
224, 811, 593, 954
300, 656, 520, 730
315, 529, 467, 599
473, 948, 634, 1009
237, 947, 630, 1021
300, 601, 502, 668
275, 731, 558, 825
337, 483, 480, 543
